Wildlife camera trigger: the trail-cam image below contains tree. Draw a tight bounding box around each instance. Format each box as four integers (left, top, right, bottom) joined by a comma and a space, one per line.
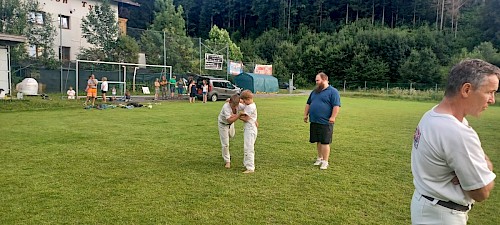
399, 48, 441, 84
26, 2, 57, 62
206, 25, 243, 61
79, 1, 140, 63
112, 36, 140, 63
480, 0, 500, 48
141, 0, 196, 73
81, 1, 119, 53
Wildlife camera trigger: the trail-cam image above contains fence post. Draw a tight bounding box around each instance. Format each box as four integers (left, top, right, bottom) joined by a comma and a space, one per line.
364, 81, 367, 91
386, 82, 389, 95
343, 80, 346, 92
435, 84, 438, 93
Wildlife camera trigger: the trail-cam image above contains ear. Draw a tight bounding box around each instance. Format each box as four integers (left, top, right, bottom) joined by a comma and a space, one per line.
461, 83, 472, 97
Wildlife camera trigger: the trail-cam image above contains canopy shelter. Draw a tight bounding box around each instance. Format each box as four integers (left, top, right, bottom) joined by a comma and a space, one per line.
233, 72, 278, 93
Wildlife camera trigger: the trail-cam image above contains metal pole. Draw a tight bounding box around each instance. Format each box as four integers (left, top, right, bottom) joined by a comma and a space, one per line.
76, 60, 79, 99
163, 31, 167, 78
7, 46, 11, 96
59, 14, 63, 97
226, 43, 229, 80
199, 38, 202, 74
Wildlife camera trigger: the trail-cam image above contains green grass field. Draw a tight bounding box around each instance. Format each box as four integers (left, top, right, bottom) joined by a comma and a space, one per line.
1, 96, 498, 224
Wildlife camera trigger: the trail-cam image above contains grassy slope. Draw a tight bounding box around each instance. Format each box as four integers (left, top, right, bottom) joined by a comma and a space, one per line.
0, 96, 498, 224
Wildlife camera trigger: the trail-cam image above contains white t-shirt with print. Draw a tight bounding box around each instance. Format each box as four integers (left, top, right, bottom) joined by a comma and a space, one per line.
411, 106, 496, 206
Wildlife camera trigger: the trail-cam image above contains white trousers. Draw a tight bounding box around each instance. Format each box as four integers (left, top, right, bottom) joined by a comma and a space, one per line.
243, 126, 257, 171
218, 122, 235, 163
411, 190, 468, 225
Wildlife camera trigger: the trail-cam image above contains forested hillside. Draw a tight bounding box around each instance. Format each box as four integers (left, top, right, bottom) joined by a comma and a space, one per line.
117, 0, 500, 87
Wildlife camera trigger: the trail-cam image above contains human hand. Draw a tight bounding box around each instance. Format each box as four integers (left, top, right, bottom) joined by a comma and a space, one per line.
329, 116, 336, 124
450, 172, 460, 185
303, 116, 308, 123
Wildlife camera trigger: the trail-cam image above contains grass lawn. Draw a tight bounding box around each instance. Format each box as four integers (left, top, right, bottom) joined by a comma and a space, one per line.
1, 96, 499, 224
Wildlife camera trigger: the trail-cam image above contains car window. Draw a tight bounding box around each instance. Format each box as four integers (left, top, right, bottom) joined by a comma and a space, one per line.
213, 81, 222, 88
226, 83, 234, 89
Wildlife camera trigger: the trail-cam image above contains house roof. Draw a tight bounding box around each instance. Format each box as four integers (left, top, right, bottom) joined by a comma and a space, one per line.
0, 33, 27, 46
113, 0, 140, 7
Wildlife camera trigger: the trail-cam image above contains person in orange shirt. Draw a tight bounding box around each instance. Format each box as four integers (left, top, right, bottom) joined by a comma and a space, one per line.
84, 74, 98, 106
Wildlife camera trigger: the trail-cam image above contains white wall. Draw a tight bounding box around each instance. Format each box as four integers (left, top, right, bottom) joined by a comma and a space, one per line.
38, 0, 119, 61
0, 47, 9, 94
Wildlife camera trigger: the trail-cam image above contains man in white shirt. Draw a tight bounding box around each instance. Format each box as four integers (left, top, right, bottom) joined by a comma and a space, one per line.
218, 94, 243, 169
411, 59, 498, 225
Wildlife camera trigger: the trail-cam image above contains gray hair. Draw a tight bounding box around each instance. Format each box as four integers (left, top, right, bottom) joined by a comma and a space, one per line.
444, 59, 500, 97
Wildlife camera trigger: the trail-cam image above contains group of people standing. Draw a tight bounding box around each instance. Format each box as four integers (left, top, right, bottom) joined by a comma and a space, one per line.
154, 75, 182, 100
82, 74, 116, 106
153, 75, 208, 103
216, 72, 342, 173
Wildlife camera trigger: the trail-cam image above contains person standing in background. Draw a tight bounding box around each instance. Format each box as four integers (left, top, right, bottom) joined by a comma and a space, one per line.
101, 77, 108, 103
154, 78, 160, 100
160, 75, 168, 100
177, 78, 185, 99
188, 80, 197, 103
84, 74, 98, 106
303, 72, 341, 170
202, 79, 209, 103
169, 76, 177, 99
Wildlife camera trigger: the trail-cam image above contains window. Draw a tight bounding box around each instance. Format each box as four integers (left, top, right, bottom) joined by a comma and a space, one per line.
58, 15, 70, 29
29, 12, 44, 25
29, 45, 44, 58
59, 47, 70, 61
212, 81, 223, 88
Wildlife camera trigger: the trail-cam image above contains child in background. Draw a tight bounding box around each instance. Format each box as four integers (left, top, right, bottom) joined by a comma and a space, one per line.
188, 80, 197, 103
101, 77, 108, 103
202, 79, 208, 103
154, 78, 160, 100
111, 86, 117, 101
67, 86, 76, 99
238, 90, 258, 174
125, 90, 131, 102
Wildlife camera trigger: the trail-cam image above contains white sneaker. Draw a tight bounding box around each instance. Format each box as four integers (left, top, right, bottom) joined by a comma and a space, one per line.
320, 161, 329, 170
313, 158, 323, 166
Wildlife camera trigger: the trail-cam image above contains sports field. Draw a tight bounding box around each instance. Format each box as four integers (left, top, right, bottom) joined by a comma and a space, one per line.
1, 96, 498, 224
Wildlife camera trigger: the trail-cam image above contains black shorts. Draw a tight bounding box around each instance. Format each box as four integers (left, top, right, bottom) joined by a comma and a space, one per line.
189, 92, 196, 97
309, 122, 334, 144
101, 91, 107, 94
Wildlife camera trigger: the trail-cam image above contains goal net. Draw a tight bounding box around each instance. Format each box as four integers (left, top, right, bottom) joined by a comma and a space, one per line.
75, 60, 172, 99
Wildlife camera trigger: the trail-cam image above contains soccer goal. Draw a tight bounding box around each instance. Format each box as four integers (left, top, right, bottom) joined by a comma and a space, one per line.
75, 60, 172, 99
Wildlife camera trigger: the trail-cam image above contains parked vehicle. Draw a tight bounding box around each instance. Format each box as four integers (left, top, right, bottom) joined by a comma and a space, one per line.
196, 76, 241, 101
279, 82, 296, 90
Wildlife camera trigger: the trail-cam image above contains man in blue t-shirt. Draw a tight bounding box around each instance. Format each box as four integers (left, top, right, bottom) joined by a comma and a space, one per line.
303, 72, 341, 170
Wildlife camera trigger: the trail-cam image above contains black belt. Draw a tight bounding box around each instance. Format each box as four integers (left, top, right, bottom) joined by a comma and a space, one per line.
219, 122, 230, 126
422, 195, 471, 212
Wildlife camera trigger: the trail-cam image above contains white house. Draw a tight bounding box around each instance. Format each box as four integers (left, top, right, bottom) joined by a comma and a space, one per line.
33, 0, 138, 61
